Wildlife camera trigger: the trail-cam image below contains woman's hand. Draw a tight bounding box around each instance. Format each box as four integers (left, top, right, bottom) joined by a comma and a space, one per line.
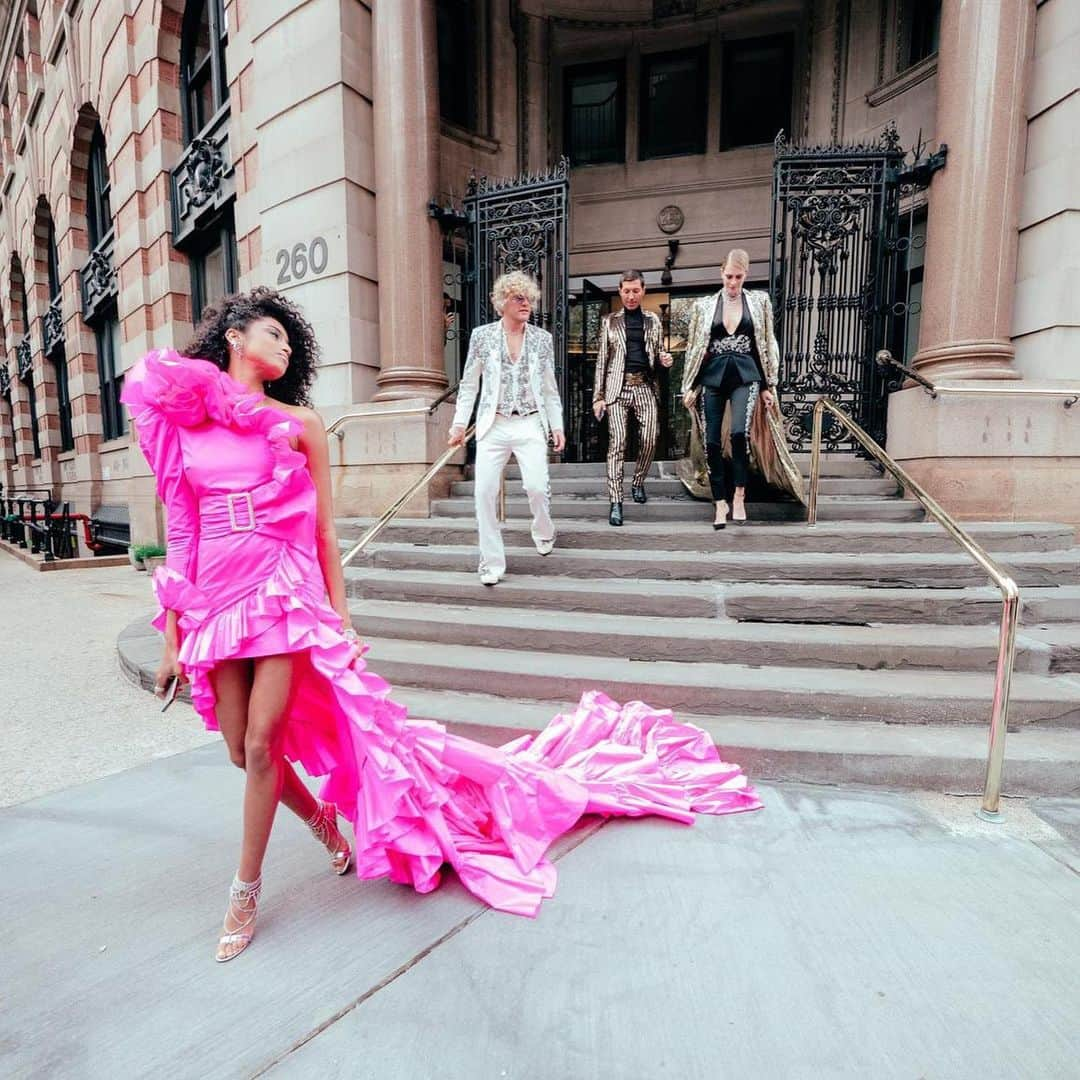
154, 640, 187, 699
761, 388, 777, 411
682, 390, 697, 410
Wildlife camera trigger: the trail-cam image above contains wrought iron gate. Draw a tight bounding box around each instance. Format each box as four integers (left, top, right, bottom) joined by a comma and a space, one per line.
769, 124, 921, 452
463, 159, 571, 412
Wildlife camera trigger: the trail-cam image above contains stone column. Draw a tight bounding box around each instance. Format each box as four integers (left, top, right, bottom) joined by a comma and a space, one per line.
371, 0, 448, 401
911, 0, 1035, 381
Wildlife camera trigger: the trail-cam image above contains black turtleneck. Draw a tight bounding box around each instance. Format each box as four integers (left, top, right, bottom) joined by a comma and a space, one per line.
624, 307, 648, 374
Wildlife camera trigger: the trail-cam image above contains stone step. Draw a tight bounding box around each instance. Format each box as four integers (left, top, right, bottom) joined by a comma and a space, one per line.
723, 582, 1080, 626
349, 599, 1067, 673
392, 688, 1080, 797
112, 621, 1080, 797
337, 519, 1077, 555
430, 495, 924, 522
362, 637, 1080, 727
361, 542, 1080, 587
344, 568, 1080, 625
492, 456, 883, 480
449, 477, 901, 498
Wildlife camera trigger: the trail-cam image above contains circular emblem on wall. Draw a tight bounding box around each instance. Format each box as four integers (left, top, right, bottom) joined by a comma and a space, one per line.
657, 205, 685, 235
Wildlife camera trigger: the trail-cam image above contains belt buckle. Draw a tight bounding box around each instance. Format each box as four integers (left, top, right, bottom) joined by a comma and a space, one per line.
226, 491, 256, 533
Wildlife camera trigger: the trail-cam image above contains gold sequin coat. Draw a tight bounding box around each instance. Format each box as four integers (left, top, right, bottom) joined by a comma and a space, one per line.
677, 290, 806, 505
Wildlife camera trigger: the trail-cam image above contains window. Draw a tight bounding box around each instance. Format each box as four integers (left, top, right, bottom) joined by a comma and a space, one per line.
182, 0, 229, 141
83, 127, 123, 441
22, 360, 41, 459
639, 48, 708, 160
721, 35, 793, 150
87, 125, 113, 249
564, 62, 625, 166
96, 315, 124, 442
45, 218, 73, 452
436, 0, 477, 131
190, 212, 238, 322
906, 0, 941, 67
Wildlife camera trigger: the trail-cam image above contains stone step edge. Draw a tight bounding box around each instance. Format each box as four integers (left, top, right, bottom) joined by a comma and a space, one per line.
347, 598, 1067, 673
363, 637, 1080, 712
112, 620, 1080, 798
394, 688, 1080, 798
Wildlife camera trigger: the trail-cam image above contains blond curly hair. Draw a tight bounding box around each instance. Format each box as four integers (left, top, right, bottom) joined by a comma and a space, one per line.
491, 270, 541, 315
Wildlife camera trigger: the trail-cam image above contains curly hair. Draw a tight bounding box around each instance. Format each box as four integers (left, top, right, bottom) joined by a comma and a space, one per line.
490, 270, 541, 315
184, 286, 320, 407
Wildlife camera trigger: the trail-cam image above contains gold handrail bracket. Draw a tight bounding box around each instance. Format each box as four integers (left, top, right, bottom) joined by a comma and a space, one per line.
808, 397, 1021, 820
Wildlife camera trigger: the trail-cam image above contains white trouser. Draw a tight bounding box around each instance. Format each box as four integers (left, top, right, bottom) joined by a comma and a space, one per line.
474, 413, 554, 577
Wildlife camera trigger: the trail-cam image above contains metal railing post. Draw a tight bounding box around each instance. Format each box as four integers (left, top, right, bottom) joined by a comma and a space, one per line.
808, 400, 824, 526
808, 396, 1021, 819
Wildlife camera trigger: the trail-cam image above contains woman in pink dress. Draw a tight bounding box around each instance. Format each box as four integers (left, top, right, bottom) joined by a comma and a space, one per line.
123, 287, 761, 963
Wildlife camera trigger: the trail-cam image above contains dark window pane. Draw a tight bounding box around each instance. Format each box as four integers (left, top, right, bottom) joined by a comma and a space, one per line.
22, 366, 40, 459
191, 218, 238, 322
908, 0, 941, 66
721, 35, 793, 150
189, 65, 214, 134
565, 62, 624, 166
97, 314, 124, 442
47, 221, 61, 300
640, 48, 707, 160
182, 0, 228, 141
54, 350, 73, 452
88, 126, 112, 248
436, 0, 476, 130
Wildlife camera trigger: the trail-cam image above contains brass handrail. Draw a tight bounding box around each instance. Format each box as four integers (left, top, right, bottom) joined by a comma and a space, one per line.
877, 350, 1078, 408
339, 425, 475, 567
325, 388, 460, 442
808, 397, 1021, 821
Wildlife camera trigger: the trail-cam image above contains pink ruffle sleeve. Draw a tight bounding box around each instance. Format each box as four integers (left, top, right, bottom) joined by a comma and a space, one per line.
120, 353, 202, 620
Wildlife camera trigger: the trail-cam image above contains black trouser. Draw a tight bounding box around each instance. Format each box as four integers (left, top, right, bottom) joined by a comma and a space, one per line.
702, 370, 760, 501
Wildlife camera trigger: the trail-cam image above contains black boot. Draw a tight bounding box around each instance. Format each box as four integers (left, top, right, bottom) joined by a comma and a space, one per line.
631, 483, 647, 504
609, 502, 624, 527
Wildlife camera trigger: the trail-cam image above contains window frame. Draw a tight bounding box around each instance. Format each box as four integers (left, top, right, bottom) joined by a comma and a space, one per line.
95, 309, 124, 444
563, 59, 627, 168
189, 214, 239, 323
719, 33, 794, 151
87, 125, 113, 250
181, 0, 230, 144
638, 46, 709, 162
436, 0, 480, 133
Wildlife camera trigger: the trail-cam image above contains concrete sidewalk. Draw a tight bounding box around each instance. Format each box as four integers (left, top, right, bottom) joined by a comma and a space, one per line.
2, 741, 1078, 1080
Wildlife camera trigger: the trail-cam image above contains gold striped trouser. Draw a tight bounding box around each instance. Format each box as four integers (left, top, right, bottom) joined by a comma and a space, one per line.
606, 377, 658, 503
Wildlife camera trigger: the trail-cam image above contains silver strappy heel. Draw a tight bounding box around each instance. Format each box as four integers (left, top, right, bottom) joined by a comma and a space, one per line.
306, 800, 352, 876
215, 873, 262, 963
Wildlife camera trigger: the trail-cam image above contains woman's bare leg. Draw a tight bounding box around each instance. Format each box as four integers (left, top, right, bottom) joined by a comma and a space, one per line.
210, 659, 317, 823
237, 654, 297, 883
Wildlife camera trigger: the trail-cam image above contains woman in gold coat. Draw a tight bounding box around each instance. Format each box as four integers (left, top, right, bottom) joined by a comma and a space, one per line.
678, 249, 805, 526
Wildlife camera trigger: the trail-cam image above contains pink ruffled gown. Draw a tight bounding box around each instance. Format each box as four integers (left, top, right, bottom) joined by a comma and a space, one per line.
121, 351, 762, 917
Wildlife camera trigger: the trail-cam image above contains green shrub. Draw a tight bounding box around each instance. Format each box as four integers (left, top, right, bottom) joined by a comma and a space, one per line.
132, 543, 166, 561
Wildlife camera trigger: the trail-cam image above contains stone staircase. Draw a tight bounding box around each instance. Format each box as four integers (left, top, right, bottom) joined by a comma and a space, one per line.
340, 457, 1080, 797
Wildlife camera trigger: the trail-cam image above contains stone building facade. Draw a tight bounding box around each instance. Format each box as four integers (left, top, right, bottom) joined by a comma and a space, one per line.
0, 0, 1076, 550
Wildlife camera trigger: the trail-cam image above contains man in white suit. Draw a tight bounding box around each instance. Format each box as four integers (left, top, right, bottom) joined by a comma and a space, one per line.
448, 270, 565, 586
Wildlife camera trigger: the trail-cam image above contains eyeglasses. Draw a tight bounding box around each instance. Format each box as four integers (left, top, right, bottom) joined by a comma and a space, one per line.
510, 294, 531, 304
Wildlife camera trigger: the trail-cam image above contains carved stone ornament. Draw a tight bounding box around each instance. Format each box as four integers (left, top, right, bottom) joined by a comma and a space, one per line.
657, 205, 685, 235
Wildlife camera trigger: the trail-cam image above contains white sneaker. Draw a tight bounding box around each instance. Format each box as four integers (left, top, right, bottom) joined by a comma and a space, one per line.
535, 535, 556, 557
479, 569, 500, 586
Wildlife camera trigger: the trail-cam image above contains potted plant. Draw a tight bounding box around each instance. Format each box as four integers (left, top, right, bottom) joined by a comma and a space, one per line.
130, 543, 166, 572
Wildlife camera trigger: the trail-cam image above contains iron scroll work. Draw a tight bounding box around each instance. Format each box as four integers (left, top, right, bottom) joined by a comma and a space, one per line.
769, 123, 941, 453
463, 160, 571, 406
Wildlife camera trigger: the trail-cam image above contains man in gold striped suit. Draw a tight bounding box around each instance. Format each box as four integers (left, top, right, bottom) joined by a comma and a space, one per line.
593, 271, 673, 526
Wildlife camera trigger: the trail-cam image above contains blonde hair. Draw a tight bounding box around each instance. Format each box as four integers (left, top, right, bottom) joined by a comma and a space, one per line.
491, 270, 541, 315
723, 248, 750, 274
